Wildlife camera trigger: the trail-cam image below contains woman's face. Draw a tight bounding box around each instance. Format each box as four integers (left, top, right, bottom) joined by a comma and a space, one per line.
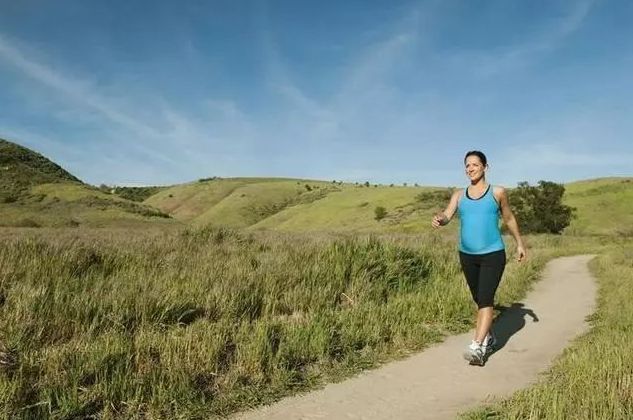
464, 155, 486, 182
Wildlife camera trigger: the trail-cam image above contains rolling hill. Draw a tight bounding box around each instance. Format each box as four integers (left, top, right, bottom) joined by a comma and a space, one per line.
146, 178, 455, 233
145, 175, 632, 236
2, 138, 631, 234
563, 177, 633, 236
0, 138, 174, 228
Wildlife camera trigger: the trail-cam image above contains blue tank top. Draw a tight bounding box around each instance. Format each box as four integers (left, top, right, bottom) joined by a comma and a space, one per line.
458, 184, 505, 255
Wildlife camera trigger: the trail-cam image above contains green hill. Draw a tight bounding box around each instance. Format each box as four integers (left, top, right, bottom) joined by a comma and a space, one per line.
147, 176, 632, 236
147, 178, 454, 233
0, 138, 81, 203
563, 177, 633, 236
146, 178, 341, 227
3, 138, 630, 233
0, 138, 174, 228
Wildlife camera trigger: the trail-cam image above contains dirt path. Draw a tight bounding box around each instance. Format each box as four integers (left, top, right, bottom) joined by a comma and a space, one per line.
232, 255, 597, 420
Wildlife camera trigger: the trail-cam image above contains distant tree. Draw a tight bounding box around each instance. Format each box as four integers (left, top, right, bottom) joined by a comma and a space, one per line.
374, 206, 387, 221
304, 184, 312, 192
364, 181, 370, 187
414, 183, 419, 187
403, 182, 408, 187
374, 184, 378, 188
389, 183, 394, 187
198, 177, 217, 183
507, 181, 575, 234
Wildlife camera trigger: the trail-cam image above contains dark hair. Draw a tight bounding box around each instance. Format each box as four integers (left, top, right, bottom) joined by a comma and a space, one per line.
464, 150, 487, 166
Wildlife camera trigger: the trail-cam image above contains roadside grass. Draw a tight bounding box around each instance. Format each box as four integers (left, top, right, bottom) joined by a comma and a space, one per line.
461, 239, 633, 420
0, 228, 583, 419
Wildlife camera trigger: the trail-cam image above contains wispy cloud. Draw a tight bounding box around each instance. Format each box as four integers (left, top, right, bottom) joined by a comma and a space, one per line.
446, 0, 596, 77
0, 34, 161, 139
0, 32, 257, 178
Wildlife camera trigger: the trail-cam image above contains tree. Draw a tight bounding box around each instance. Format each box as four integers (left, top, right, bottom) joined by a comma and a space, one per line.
507, 181, 575, 234
374, 206, 387, 221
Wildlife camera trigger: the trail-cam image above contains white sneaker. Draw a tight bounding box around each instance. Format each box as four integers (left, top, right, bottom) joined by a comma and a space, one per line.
482, 331, 496, 356
463, 340, 485, 365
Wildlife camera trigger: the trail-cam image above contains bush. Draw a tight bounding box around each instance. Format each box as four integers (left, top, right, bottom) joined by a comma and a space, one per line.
374, 206, 387, 221
414, 189, 454, 209
16, 218, 41, 228
507, 181, 575, 234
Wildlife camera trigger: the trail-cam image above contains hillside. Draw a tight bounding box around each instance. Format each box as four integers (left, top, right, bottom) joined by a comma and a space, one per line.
0, 138, 81, 203
147, 176, 633, 236
0, 138, 174, 228
147, 178, 454, 233
145, 178, 342, 227
3, 138, 630, 233
563, 177, 633, 236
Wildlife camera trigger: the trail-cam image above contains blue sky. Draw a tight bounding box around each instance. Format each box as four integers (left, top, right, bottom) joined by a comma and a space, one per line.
0, 0, 631, 187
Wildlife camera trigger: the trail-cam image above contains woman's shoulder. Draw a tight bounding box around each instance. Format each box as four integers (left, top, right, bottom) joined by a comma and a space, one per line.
492, 185, 507, 202
492, 185, 507, 194
452, 188, 465, 199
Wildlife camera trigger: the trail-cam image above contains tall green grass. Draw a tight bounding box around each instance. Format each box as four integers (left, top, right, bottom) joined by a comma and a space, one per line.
462, 240, 633, 419
0, 227, 565, 419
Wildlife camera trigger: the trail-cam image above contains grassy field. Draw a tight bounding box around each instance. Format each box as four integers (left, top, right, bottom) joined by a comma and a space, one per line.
462, 240, 633, 419
0, 183, 175, 228
145, 176, 633, 236
0, 138, 176, 228
0, 228, 595, 419
563, 177, 633, 236
1, 139, 631, 418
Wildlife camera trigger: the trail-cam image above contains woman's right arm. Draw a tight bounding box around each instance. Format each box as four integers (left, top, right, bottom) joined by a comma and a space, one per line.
431, 189, 461, 228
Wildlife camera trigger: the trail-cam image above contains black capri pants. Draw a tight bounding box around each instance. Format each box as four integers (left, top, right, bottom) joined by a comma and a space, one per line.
459, 249, 506, 309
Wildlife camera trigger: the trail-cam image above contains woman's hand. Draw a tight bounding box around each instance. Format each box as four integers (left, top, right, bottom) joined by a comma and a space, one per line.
516, 245, 527, 262
432, 213, 448, 228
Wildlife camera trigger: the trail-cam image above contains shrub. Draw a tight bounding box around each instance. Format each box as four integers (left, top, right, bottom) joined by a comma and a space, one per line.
16, 218, 41, 228
507, 181, 575, 234
414, 189, 454, 209
374, 206, 387, 221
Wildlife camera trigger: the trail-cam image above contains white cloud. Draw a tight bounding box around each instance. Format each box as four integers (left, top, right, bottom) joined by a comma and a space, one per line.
445, 0, 596, 77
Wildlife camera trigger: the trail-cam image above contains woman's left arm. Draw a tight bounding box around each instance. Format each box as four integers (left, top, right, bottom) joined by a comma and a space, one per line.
495, 186, 527, 262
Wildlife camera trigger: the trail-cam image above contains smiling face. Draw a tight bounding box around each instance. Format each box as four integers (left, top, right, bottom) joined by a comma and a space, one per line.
464, 154, 487, 183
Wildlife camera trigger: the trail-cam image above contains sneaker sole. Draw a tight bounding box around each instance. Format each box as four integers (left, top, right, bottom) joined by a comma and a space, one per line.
462, 351, 485, 366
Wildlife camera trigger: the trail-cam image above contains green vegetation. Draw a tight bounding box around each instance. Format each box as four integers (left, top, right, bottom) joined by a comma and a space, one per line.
563, 177, 633, 236
0, 228, 578, 419
250, 185, 440, 233
0, 183, 173, 228
1, 139, 632, 418
508, 181, 575, 234
462, 240, 632, 419
101, 185, 167, 202
0, 139, 174, 227
0, 138, 80, 203
374, 206, 387, 221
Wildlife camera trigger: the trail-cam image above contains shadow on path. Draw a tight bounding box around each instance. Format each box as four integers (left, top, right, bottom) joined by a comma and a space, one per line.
489, 303, 539, 357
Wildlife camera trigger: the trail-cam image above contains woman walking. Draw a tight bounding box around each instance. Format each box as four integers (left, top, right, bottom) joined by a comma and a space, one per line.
432, 150, 526, 366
